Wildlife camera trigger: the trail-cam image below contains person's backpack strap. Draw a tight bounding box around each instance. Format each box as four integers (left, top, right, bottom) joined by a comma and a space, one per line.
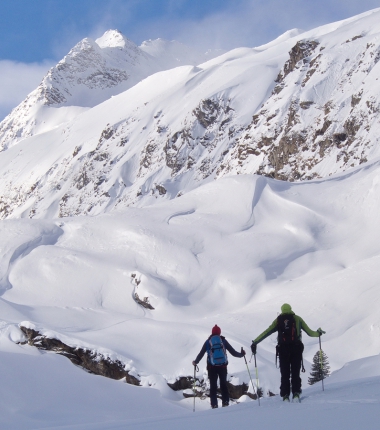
275, 345, 279, 368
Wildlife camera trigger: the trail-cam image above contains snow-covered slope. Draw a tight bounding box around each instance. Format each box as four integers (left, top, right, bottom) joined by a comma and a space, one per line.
1, 156, 380, 382
1, 153, 380, 427
1, 10, 380, 219
0, 340, 379, 429
1, 10, 380, 428
0, 30, 221, 151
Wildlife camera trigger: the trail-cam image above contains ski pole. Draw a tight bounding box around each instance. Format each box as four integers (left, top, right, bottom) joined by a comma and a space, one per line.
253, 353, 261, 406
193, 364, 199, 412
243, 354, 260, 406
319, 335, 325, 392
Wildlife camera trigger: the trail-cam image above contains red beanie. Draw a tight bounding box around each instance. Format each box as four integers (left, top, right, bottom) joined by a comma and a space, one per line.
212, 325, 221, 335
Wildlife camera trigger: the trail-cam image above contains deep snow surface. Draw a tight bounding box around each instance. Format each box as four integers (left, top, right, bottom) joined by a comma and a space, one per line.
0, 341, 379, 429
1, 154, 380, 427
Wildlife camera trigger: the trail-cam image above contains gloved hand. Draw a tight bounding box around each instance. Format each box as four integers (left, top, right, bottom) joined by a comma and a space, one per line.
317, 328, 326, 335
192, 361, 197, 366
251, 342, 257, 354
241, 347, 246, 356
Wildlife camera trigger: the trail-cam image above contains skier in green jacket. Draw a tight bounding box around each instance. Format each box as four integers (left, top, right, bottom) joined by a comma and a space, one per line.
250, 303, 325, 402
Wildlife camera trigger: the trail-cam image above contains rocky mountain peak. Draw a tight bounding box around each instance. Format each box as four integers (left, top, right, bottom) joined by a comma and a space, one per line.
0, 30, 220, 151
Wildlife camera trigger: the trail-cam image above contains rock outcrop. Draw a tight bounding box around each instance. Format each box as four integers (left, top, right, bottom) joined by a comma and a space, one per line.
168, 375, 257, 400
20, 326, 140, 385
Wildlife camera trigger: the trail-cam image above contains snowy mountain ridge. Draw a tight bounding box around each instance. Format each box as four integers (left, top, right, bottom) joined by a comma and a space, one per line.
1, 10, 380, 220
0, 29, 220, 151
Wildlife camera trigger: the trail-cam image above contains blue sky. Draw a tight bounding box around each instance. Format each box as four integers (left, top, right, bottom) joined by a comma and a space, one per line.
0, 0, 379, 119
0, 0, 229, 62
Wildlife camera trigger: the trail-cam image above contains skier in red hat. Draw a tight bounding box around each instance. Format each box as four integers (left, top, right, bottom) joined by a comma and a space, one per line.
192, 325, 246, 408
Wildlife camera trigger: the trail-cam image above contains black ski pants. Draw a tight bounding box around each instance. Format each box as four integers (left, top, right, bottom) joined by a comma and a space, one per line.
208, 365, 229, 407
278, 342, 304, 397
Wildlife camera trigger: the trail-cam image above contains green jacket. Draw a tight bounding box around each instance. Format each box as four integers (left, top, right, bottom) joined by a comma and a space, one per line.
253, 311, 320, 344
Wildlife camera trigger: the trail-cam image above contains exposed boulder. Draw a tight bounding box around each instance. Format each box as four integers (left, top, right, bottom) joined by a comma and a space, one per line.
168, 376, 194, 391
134, 292, 155, 310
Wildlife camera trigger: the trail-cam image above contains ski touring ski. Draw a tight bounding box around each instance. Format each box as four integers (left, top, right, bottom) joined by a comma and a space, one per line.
292, 394, 301, 403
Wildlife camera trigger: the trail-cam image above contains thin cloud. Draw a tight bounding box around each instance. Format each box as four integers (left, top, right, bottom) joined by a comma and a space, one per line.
0, 60, 53, 121
125, 0, 380, 51
42, 1, 380, 57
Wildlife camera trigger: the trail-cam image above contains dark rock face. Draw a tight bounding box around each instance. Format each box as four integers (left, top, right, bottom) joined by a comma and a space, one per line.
276, 40, 320, 84
268, 133, 306, 180
20, 326, 140, 385
164, 128, 194, 174
193, 99, 221, 128
162, 97, 235, 178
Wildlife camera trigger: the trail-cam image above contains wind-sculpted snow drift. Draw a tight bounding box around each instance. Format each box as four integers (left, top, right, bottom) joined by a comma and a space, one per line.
1, 8, 380, 429
1, 156, 380, 413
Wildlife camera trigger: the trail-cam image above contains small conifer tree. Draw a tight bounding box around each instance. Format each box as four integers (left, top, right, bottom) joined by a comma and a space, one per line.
308, 350, 330, 385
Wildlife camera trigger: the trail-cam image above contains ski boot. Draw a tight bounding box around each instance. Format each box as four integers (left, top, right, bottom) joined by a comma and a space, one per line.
292, 393, 301, 403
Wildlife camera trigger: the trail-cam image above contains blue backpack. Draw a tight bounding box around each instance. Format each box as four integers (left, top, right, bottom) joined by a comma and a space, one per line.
207, 335, 228, 366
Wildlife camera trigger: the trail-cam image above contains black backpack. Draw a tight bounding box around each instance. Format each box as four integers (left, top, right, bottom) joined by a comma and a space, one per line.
277, 314, 297, 345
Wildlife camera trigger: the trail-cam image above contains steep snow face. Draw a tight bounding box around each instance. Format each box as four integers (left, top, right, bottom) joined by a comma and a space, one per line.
230, 8, 380, 181
1, 10, 380, 220
0, 30, 220, 151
